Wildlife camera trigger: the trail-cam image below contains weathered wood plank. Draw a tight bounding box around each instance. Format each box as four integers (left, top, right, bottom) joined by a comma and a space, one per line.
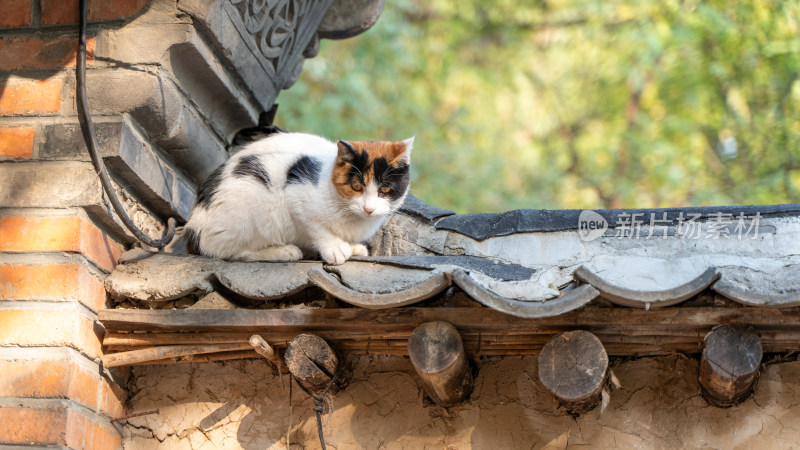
99, 306, 800, 332
98, 307, 800, 360
130, 350, 259, 365
102, 343, 253, 367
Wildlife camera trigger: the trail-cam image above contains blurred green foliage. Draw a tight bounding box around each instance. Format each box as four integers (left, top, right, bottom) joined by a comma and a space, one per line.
277, 0, 800, 213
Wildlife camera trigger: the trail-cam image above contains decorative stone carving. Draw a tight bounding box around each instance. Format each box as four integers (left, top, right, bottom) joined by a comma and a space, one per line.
318, 0, 385, 40
224, 0, 334, 90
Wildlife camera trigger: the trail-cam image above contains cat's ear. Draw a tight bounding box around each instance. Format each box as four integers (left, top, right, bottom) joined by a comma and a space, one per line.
402, 136, 414, 153
337, 140, 356, 162
391, 136, 414, 164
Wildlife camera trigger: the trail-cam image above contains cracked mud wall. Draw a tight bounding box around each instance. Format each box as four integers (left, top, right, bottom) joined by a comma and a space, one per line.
123, 355, 800, 449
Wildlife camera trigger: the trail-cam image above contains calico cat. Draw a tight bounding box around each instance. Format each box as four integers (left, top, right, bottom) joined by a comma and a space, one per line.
183, 132, 413, 265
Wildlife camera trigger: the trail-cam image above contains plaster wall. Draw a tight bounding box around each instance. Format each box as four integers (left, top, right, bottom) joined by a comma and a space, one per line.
123, 354, 800, 449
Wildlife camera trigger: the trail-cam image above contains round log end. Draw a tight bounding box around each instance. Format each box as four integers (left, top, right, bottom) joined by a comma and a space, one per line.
700, 324, 762, 407
538, 330, 609, 415
408, 321, 474, 407
285, 334, 339, 395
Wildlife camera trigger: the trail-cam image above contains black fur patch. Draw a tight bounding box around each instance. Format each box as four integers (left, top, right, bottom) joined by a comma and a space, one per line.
185, 227, 201, 255
195, 164, 225, 208
286, 156, 322, 185
232, 126, 287, 146
233, 155, 271, 189
346, 148, 371, 184
373, 157, 410, 201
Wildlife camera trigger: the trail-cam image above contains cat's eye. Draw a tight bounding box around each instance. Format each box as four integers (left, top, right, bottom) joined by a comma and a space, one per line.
351, 183, 363, 192
379, 186, 392, 194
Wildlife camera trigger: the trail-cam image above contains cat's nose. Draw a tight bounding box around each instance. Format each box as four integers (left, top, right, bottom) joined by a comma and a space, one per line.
363, 206, 375, 215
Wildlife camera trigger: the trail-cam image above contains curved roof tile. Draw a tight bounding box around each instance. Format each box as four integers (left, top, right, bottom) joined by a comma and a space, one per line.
450, 270, 599, 318
106, 249, 800, 318
215, 261, 318, 300
713, 265, 800, 307
104, 253, 217, 301
325, 260, 437, 294
573, 266, 719, 308
307, 266, 450, 309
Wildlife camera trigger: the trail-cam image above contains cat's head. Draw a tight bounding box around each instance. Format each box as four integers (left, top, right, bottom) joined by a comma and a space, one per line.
332, 137, 414, 217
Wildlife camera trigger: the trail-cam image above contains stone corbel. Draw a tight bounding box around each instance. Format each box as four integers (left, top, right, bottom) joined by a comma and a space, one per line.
318, 0, 386, 40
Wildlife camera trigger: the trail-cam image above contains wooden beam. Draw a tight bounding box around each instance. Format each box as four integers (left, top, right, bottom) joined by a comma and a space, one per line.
407, 321, 473, 407
538, 331, 608, 414
699, 325, 762, 407
99, 307, 800, 332
98, 307, 800, 358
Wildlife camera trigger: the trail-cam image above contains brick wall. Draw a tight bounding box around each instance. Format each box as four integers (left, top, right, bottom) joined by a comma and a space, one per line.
0, 0, 375, 447
0, 1, 148, 448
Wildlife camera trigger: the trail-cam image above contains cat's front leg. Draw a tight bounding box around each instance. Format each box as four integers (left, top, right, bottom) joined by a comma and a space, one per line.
237, 245, 303, 262
318, 239, 353, 265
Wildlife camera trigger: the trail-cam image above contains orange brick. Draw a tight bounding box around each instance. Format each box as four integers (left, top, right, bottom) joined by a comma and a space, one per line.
0, 126, 34, 158
0, 359, 125, 417
0, 78, 62, 116
0, 406, 68, 445
0, 216, 122, 272
79, 217, 124, 272
0, 309, 103, 358
0, 0, 32, 28
0, 35, 95, 71
42, 0, 148, 24
93, 0, 149, 21
66, 406, 123, 450
41, 0, 79, 25
0, 264, 107, 311
0, 406, 121, 448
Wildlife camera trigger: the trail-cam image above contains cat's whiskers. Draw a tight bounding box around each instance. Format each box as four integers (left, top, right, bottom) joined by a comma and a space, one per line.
345, 162, 364, 181
380, 166, 399, 181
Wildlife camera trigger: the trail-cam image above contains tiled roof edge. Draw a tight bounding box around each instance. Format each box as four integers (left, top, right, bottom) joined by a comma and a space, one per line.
106, 253, 800, 319
429, 203, 800, 241
399, 195, 456, 222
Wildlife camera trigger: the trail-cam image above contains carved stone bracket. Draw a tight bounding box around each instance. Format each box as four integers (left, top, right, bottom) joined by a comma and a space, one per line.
180, 0, 386, 110
318, 0, 385, 40
224, 0, 335, 90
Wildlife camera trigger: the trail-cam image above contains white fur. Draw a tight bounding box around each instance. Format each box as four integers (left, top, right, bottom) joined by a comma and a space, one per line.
184, 133, 411, 264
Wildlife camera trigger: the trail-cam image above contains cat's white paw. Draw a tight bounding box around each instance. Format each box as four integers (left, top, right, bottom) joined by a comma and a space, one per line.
351, 244, 369, 257
320, 241, 352, 265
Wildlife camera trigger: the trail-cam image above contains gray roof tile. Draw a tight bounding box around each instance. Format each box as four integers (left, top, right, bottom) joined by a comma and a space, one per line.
106, 199, 800, 318
713, 265, 800, 307
573, 266, 720, 308
105, 251, 800, 318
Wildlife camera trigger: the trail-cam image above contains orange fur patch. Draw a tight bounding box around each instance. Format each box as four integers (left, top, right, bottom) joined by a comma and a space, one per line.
331, 140, 408, 199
